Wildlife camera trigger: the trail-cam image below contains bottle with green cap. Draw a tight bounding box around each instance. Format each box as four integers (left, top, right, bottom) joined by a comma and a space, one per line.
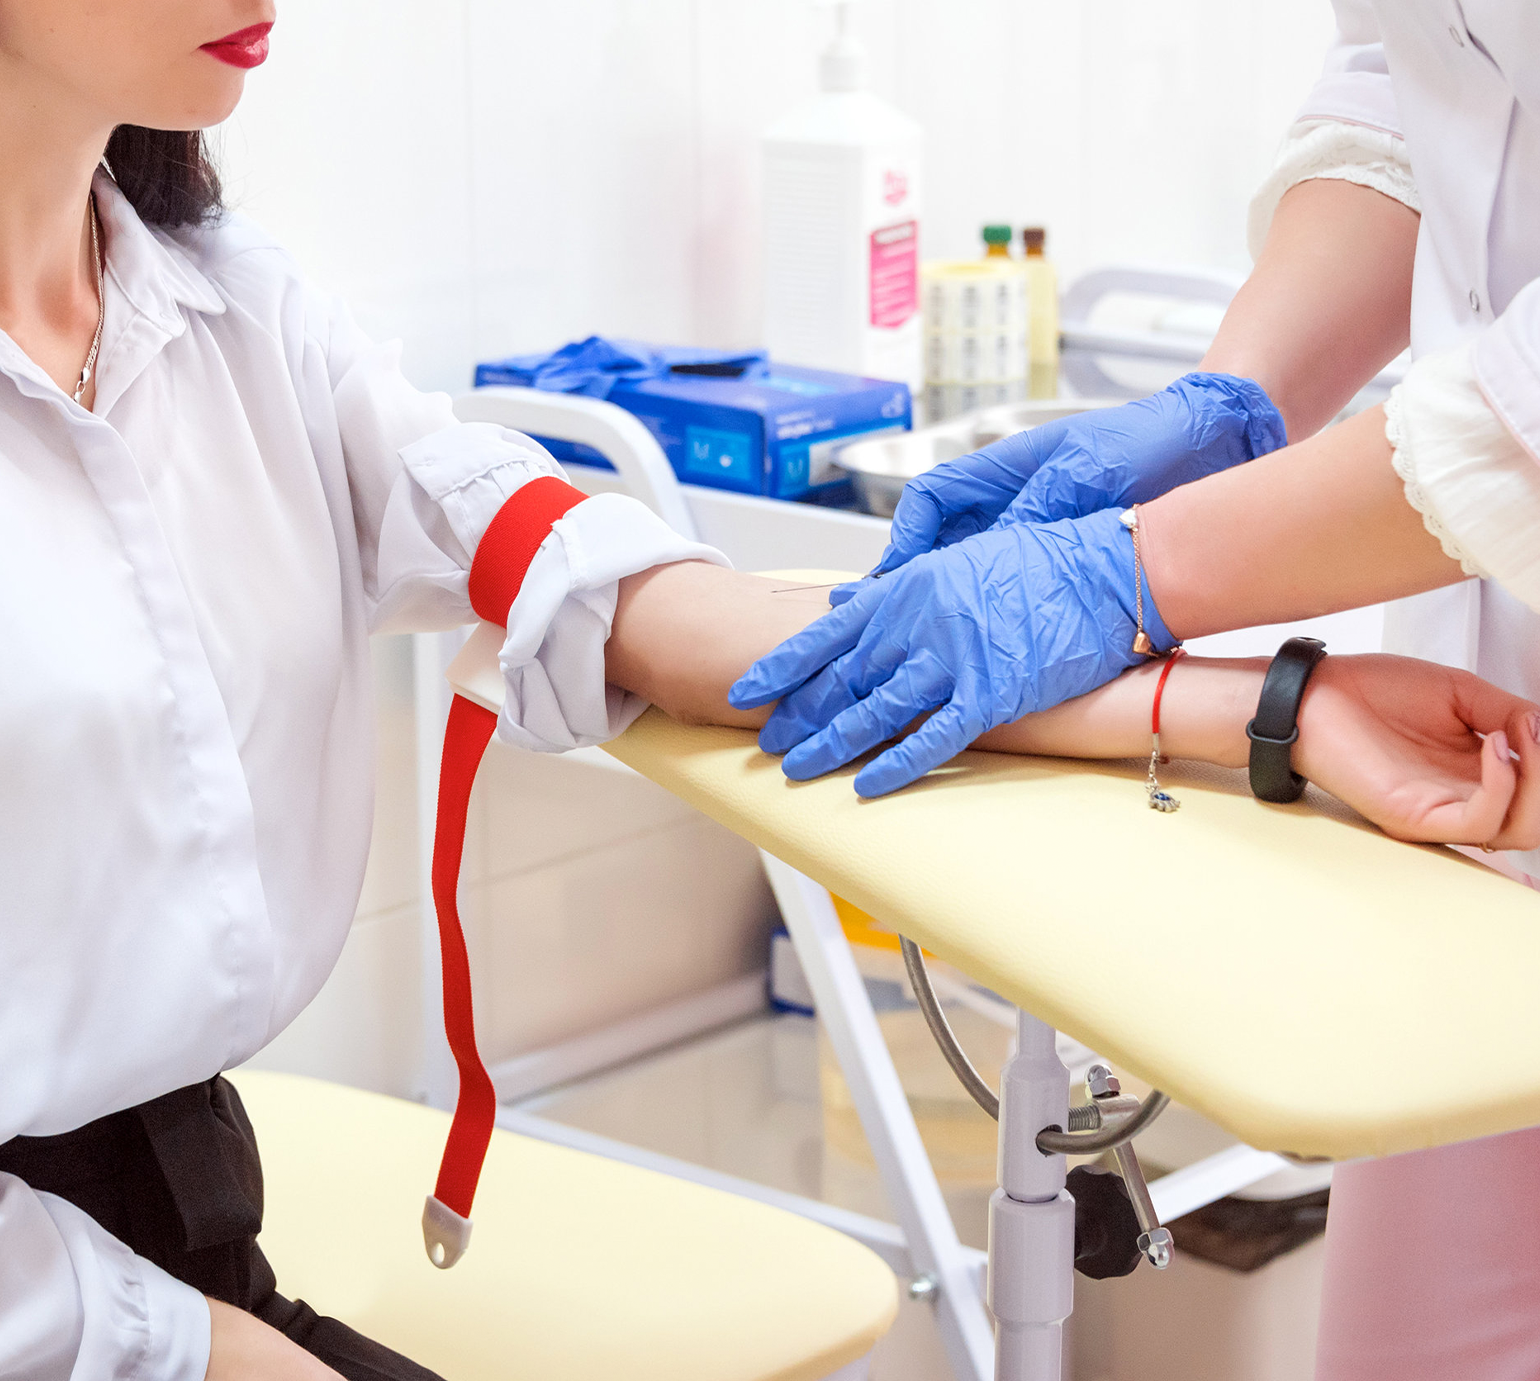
982, 224, 1014, 259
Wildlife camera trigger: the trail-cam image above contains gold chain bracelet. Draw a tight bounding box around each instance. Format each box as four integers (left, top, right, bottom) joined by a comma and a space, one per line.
1120, 506, 1156, 657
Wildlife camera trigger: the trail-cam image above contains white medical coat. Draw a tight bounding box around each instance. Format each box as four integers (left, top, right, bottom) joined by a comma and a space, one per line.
1301, 3, 1540, 872
0, 172, 720, 1380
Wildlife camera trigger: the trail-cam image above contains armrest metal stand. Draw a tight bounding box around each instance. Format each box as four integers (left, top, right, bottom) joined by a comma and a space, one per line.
759, 855, 996, 1381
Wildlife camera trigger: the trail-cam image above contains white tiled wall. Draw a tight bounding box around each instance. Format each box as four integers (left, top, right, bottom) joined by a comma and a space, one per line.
235, 0, 1339, 1094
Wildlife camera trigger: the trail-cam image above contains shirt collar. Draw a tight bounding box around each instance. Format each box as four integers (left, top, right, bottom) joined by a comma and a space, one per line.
94, 167, 227, 330
0, 170, 229, 413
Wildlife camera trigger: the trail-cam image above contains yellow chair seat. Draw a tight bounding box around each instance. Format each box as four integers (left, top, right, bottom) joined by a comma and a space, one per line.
601, 709, 1540, 1164
230, 1071, 897, 1381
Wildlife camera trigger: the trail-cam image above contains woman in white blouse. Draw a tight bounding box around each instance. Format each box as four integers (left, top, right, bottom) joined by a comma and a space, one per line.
0, 7, 725, 1381
4, 4, 1538, 1381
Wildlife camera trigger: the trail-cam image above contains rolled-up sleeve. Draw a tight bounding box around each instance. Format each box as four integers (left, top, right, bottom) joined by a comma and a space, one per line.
1246, 3, 1415, 257
315, 292, 728, 749
1387, 343, 1540, 613
1247, 120, 1418, 260
0, 1174, 209, 1381
490, 493, 728, 752
1294, 0, 1401, 134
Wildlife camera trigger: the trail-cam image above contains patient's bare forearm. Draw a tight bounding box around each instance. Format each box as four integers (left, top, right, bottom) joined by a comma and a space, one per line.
604, 562, 1265, 765
605, 564, 835, 728
979, 657, 1266, 767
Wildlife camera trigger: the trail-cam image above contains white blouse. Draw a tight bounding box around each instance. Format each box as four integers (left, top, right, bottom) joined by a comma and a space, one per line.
0, 171, 721, 1381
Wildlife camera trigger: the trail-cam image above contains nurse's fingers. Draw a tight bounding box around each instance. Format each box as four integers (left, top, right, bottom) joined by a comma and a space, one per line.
880, 488, 946, 572
729, 592, 876, 709
780, 659, 948, 783
759, 637, 909, 754
854, 701, 973, 798
758, 654, 863, 755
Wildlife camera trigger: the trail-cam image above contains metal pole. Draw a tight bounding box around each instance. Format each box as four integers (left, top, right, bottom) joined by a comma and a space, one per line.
990, 1011, 1075, 1381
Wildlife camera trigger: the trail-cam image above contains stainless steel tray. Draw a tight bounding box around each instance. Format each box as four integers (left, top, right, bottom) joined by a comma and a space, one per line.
834, 398, 1123, 517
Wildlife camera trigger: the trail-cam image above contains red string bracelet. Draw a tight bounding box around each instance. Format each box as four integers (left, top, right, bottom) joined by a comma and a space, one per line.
1146, 649, 1186, 812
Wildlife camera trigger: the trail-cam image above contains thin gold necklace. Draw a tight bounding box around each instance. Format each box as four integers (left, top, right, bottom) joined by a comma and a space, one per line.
73, 194, 104, 405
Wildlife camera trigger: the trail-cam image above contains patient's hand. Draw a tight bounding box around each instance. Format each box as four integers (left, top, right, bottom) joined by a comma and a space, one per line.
1294, 655, 1540, 850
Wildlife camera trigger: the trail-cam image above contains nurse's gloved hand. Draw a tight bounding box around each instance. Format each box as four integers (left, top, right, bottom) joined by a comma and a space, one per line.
728, 507, 1176, 797
858, 373, 1284, 595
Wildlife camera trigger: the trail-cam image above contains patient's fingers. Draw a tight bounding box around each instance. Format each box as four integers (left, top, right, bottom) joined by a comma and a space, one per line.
1395, 727, 1514, 847
1490, 711, 1540, 851
1446, 677, 1540, 850
855, 702, 974, 798
1466, 729, 1518, 844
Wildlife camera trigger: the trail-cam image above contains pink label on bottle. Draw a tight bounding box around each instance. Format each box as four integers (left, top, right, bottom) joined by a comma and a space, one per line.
870, 220, 918, 329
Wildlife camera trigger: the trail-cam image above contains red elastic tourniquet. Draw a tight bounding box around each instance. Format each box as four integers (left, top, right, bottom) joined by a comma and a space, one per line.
431, 475, 586, 1224
430, 692, 499, 1218
468, 476, 590, 630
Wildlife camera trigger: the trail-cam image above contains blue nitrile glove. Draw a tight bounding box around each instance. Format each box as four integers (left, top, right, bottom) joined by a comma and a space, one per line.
862, 373, 1284, 588
728, 506, 1176, 797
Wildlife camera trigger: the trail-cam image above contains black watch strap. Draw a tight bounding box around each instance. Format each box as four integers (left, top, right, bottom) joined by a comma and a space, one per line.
1246, 637, 1327, 803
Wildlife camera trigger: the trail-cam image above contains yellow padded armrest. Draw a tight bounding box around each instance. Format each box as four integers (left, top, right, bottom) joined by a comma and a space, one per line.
231, 1071, 897, 1381
603, 712, 1540, 1163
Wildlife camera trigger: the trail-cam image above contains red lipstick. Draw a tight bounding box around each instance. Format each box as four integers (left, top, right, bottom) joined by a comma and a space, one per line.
201, 22, 273, 69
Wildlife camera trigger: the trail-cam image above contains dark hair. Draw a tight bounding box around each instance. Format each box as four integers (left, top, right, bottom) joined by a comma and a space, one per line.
104, 127, 223, 229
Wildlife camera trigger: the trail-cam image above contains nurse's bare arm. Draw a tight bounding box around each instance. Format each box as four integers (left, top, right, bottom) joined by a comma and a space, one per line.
604, 564, 1540, 849
1140, 404, 1465, 636
1201, 178, 1420, 441
1085, 181, 1439, 650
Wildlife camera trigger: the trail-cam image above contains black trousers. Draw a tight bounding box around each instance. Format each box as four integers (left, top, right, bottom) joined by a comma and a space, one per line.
0, 1076, 443, 1381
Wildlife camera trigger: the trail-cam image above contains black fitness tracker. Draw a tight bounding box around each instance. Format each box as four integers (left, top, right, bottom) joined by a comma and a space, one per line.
1246, 637, 1328, 803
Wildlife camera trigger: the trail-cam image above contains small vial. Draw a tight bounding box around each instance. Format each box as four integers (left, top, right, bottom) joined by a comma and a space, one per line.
982, 224, 1013, 259
1022, 226, 1059, 399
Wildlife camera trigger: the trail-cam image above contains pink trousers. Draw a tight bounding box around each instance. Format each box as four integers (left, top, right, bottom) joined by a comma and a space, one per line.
1315, 1126, 1540, 1380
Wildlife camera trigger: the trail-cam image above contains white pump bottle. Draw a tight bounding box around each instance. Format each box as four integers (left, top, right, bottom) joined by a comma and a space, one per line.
762, 0, 924, 390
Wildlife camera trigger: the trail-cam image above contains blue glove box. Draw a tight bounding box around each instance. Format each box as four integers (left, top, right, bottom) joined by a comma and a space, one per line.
474, 352, 911, 502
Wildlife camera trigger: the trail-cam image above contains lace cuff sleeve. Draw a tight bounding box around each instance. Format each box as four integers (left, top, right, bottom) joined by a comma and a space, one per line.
1247, 119, 1419, 260
1386, 344, 1540, 613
